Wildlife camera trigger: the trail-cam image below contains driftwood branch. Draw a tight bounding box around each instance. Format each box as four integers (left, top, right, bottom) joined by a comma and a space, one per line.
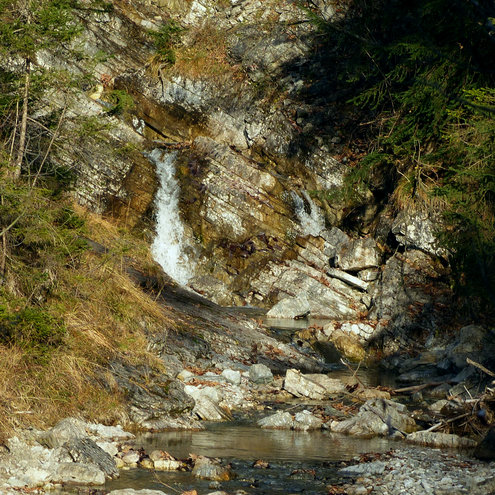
394, 381, 455, 394
466, 357, 495, 378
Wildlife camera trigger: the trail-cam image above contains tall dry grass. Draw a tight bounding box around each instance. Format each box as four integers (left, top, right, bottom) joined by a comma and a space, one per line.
0, 205, 175, 438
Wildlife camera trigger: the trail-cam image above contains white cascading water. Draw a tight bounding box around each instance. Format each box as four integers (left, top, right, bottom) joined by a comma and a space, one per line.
291, 190, 326, 237
149, 149, 195, 285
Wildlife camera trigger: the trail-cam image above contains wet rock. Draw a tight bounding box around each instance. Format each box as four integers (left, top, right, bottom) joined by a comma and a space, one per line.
293, 410, 323, 431
339, 461, 386, 476
331, 399, 416, 437
108, 490, 168, 495
249, 363, 273, 384
284, 369, 344, 399
326, 328, 367, 361
336, 238, 381, 271
266, 294, 311, 319
62, 437, 118, 478
474, 427, 495, 460
192, 456, 236, 481
139, 457, 155, 469
258, 411, 294, 429
406, 431, 477, 449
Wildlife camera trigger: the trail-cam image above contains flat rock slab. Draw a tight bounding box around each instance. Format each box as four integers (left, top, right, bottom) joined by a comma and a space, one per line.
266, 294, 310, 319
284, 369, 345, 399
407, 431, 477, 449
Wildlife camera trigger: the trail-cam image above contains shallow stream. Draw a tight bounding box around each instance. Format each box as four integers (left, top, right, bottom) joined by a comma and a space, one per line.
104, 423, 393, 494
101, 314, 397, 494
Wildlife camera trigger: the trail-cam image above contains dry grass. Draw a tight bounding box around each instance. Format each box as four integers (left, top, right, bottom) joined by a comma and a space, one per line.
0, 204, 177, 438
171, 22, 245, 83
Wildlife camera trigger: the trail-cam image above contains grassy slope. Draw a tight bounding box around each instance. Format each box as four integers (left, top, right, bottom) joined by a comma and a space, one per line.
0, 197, 176, 439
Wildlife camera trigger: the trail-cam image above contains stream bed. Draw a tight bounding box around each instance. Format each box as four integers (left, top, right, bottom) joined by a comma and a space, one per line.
103, 423, 393, 494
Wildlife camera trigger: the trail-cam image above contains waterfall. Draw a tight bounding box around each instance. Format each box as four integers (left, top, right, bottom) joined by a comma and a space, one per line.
149, 149, 195, 285
291, 190, 326, 237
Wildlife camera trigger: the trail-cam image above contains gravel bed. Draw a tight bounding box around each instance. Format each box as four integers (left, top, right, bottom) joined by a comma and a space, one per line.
338, 447, 495, 495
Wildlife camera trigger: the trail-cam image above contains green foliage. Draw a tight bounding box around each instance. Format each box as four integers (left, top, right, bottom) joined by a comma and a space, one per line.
105, 89, 135, 116
148, 20, 183, 65
0, 0, 81, 57
0, 305, 66, 361
314, 0, 495, 309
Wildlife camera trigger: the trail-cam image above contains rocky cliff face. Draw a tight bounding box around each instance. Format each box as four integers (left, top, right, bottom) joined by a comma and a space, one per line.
33, 0, 451, 353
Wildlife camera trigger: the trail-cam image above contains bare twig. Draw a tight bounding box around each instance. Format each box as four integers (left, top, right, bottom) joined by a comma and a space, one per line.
466, 357, 495, 378
340, 358, 366, 388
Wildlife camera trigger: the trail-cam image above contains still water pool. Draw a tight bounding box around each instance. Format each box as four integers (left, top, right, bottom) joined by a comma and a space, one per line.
103, 423, 393, 494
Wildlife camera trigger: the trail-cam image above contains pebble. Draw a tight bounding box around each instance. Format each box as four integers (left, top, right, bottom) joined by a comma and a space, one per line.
338, 447, 495, 495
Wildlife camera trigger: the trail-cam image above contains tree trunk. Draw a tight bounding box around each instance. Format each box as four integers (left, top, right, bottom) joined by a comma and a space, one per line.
12, 56, 31, 181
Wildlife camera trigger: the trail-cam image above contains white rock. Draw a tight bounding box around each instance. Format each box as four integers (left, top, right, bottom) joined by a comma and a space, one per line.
154, 459, 183, 471
266, 294, 310, 319
284, 369, 344, 399
258, 411, 294, 429
95, 441, 119, 457
52, 463, 106, 485
221, 369, 241, 385
294, 410, 323, 431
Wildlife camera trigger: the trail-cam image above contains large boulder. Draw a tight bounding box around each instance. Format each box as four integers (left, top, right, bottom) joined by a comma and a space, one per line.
61, 437, 118, 478
293, 410, 323, 431
266, 294, 311, 319
51, 463, 106, 485
331, 399, 417, 438
283, 369, 345, 399
37, 418, 88, 449
192, 456, 236, 481
325, 327, 367, 361
392, 210, 444, 257
336, 238, 381, 272
447, 325, 489, 369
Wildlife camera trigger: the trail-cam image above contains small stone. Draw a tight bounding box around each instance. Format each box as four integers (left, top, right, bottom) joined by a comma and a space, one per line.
122, 451, 140, 465
221, 369, 241, 385
154, 459, 183, 470
249, 364, 273, 385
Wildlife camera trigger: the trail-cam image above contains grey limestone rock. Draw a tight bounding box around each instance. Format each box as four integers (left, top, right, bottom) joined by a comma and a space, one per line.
51, 462, 106, 485
336, 238, 381, 272
331, 399, 417, 438
37, 417, 88, 449
62, 437, 118, 478
266, 293, 311, 319
284, 369, 345, 399
407, 431, 477, 449
249, 363, 273, 384
258, 411, 294, 429
192, 456, 236, 481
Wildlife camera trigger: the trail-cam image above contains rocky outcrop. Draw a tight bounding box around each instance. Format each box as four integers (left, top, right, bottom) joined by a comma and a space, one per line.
17, 0, 456, 352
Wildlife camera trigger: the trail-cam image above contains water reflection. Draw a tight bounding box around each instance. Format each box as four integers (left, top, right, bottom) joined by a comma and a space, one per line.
135, 424, 391, 462
103, 425, 393, 495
